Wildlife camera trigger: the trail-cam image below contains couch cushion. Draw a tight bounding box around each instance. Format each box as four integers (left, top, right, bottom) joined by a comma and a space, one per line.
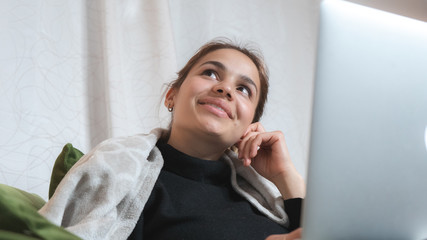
49, 143, 84, 199
0, 183, 80, 239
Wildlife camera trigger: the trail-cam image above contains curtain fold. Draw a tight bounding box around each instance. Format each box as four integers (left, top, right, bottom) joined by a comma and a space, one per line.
0, 0, 316, 200
85, 0, 177, 146
0, 0, 178, 199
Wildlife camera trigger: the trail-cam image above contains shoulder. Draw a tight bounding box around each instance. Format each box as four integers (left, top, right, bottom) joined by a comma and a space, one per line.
96, 128, 164, 152
72, 128, 166, 172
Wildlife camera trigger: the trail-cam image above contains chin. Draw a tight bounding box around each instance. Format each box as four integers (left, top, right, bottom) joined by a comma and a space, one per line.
197, 120, 234, 142
202, 121, 226, 136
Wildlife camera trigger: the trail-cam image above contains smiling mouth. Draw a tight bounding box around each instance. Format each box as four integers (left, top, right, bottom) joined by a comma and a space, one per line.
205, 103, 225, 112
198, 99, 233, 119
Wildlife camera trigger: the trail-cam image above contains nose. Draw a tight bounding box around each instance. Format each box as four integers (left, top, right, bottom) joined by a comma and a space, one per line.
213, 82, 233, 100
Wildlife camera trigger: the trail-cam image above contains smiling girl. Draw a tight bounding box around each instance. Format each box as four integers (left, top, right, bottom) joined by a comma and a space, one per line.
39, 39, 305, 240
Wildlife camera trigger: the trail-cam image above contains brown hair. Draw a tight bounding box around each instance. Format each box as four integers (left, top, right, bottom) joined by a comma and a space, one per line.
168, 39, 269, 122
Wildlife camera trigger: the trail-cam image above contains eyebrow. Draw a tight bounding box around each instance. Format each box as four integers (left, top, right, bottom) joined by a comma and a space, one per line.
200, 61, 258, 93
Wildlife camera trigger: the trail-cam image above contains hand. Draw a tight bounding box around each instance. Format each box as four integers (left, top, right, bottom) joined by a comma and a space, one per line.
237, 122, 305, 199
265, 228, 302, 240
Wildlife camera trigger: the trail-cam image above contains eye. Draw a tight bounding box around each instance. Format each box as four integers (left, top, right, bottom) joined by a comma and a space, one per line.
237, 85, 251, 97
201, 69, 218, 80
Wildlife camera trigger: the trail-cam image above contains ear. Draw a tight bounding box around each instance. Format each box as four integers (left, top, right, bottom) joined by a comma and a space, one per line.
164, 88, 177, 108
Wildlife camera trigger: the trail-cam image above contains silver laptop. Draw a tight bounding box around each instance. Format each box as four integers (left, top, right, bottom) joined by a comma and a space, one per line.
302, 0, 427, 239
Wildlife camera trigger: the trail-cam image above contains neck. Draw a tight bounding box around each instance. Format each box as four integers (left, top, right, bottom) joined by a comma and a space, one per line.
167, 128, 229, 161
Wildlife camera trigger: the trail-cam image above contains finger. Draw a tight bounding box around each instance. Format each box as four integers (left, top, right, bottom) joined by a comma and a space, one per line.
248, 134, 263, 158
238, 131, 257, 158
240, 131, 273, 159
242, 122, 266, 138
241, 131, 275, 155
244, 158, 252, 167
239, 134, 270, 168
238, 132, 261, 160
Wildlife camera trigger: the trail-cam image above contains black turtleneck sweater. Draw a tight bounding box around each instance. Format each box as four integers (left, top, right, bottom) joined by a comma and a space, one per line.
128, 142, 302, 240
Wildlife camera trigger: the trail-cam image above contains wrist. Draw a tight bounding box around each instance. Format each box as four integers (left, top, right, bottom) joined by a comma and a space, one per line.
271, 171, 306, 200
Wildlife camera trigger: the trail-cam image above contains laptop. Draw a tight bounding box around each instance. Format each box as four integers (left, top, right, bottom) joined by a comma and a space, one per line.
302, 0, 427, 239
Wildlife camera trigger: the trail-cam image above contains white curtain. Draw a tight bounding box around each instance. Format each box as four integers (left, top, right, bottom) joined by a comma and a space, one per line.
0, 0, 318, 200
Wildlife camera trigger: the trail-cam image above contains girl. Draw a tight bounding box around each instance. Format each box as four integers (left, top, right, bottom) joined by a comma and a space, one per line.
40, 39, 305, 240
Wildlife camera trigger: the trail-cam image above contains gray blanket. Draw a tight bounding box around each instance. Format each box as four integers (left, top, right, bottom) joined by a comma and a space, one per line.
39, 128, 289, 239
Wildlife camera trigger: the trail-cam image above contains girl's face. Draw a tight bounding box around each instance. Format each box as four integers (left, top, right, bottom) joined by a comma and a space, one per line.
167, 48, 261, 147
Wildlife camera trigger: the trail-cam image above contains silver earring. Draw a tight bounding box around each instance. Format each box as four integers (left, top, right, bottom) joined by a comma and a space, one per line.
168, 105, 173, 112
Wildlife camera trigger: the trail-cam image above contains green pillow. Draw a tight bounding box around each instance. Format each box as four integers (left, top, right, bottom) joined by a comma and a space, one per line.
0, 184, 45, 212
0, 143, 84, 239
0, 184, 80, 239
49, 143, 84, 199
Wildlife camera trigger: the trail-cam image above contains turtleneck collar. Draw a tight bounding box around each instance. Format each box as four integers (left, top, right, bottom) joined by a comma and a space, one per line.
156, 142, 231, 185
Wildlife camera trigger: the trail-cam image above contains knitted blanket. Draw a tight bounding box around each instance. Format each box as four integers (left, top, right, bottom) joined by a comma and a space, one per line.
39, 128, 289, 239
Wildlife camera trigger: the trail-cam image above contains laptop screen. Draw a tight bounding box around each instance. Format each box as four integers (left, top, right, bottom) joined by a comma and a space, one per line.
302, 0, 427, 239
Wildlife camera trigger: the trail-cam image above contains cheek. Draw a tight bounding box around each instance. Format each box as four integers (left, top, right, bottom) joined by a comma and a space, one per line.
173, 78, 212, 117
181, 77, 210, 97
236, 100, 257, 126
175, 79, 200, 104
232, 103, 255, 141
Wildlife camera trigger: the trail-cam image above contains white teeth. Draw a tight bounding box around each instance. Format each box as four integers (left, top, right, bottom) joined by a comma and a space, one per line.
207, 103, 224, 111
